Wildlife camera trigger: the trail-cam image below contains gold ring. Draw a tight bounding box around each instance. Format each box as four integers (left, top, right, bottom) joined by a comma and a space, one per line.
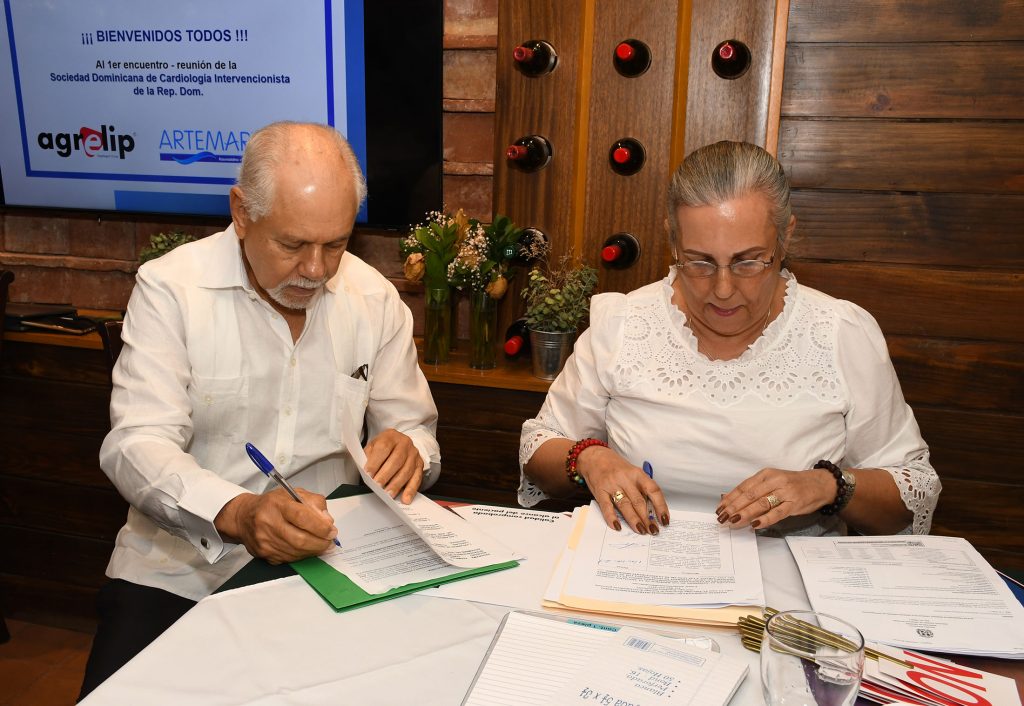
612, 490, 625, 504
765, 494, 781, 510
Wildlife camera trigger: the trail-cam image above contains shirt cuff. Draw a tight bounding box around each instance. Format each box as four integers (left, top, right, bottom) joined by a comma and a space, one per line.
178, 474, 250, 564
408, 433, 440, 490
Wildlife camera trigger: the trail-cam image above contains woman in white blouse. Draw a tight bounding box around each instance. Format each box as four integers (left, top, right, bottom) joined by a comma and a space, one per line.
519, 141, 940, 538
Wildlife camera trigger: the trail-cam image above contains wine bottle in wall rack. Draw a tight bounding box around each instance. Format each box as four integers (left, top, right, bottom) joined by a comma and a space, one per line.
608, 138, 646, 176
601, 233, 641, 269
613, 38, 651, 77
711, 39, 751, 79
513, 39, 557, 76
503, 318, 531, 358
504, 227, 549, 262
506, 135, 552, 172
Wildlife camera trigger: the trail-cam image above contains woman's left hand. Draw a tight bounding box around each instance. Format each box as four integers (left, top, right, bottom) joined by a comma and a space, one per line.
716, 467, 836, 530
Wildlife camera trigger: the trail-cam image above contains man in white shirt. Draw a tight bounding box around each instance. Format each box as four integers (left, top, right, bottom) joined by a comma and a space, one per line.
79, 122, 440, 699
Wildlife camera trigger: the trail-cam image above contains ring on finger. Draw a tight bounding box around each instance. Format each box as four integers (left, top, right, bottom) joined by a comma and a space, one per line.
612, 490, 625, 504
764, 493, 781, 511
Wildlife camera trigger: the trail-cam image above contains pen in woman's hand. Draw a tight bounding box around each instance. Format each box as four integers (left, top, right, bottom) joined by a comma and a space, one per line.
642, 461, 656, 522
245, 442, 342, 547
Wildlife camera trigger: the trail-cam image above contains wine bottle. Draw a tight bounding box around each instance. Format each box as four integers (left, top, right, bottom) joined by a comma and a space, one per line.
711, 39, 751, 80
504, 318, 531, 358
502, 227, 549, 262
506, 135, 552, 172
608, 138, 646, 176
513, 39, 557, 77
601, 233, 641, 269
613, 38, 651, 77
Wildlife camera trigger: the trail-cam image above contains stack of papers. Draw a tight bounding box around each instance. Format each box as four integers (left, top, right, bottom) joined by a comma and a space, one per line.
463, 611, 748, 706
860, 642, 1021, 706
787, 535, 1024, 659
543, 502, 764, 626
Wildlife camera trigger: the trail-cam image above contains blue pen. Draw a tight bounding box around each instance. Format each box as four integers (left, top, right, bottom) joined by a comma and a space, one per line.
245, 442, 341, 547
642, 461, 656, 522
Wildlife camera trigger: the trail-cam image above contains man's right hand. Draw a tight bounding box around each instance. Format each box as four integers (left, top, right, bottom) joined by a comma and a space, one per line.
214, 488, 339, 564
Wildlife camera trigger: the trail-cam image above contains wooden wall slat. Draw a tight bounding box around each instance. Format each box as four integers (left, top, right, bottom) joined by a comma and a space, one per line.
582, 0, 682, 291
0, 429, 108, 488
789, 191, 1024, 267
0, 475, 126, 540
778, 120, 1024, 194
0, 574, 99, 630
789, 262, 1024, 343
431, 382, 543, 429
787, 0, 1024, 43
916, 408, 1020, 483
684, 0, 778, 152
436, 427, 522, 497
782, 43, 1024, 119
930, 477, 1024, 572
2, 340, 110, 385
889, 337, 1024, 414
0, 526, 111, 588
1, 377, 111, 435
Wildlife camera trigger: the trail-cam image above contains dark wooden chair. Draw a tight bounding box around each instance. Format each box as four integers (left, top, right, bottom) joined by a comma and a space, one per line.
97, 319, 124, 376
0, 269, 13, 643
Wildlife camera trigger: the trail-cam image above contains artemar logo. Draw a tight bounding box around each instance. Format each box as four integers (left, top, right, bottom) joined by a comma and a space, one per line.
37, 125, 135, 159
158, 128, 250, 165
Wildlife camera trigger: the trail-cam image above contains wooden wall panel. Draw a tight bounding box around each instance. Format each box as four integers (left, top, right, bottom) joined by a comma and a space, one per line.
888, 337, 1024, 414
790, 191, 1024, 267
683, 0, 779, 152
779, 121, 1024, 193
0, 475, 125, 540
493, 0, 586, 259
783, 43, 1024, 119
930, 477, 1024, 571
790, 262, 1024, 343
787, 0, 1024, 42
917, 409, 1020, 483
581, 0, 682, 291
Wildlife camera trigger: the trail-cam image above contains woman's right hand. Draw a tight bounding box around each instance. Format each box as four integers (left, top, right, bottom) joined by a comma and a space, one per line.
577, 445, 669, 535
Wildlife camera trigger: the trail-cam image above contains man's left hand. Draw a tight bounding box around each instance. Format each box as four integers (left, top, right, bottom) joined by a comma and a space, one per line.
364, 428, 424, 504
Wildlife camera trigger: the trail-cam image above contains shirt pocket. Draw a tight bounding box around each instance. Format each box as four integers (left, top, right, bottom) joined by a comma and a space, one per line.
189, 374, 250, 443
329, 373, 371, 448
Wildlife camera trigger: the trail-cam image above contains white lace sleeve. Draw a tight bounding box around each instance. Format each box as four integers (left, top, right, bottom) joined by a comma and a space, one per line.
835, 302, 942, 534
517, 293, 628, 508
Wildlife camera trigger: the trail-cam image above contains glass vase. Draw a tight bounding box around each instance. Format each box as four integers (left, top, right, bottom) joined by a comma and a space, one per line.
468, 291, 498, 370
423, 284, 451, 365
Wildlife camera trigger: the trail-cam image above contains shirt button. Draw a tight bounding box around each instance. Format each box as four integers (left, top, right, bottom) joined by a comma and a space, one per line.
204, 395, 213, 404
277, 455, 286, 464
290, 357, 297, 367
284, 406, 292, 416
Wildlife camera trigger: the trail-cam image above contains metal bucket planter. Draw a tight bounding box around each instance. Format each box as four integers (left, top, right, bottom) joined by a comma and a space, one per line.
529, 329, 575, 380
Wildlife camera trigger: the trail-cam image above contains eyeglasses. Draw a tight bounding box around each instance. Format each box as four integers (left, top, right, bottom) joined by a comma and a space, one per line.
674, 247, 776, 279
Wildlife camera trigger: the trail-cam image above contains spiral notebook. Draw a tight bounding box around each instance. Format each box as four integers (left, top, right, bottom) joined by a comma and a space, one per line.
462, 611, 747, 706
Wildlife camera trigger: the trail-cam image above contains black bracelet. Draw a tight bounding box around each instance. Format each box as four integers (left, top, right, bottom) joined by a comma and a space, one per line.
815, 459, 853, 516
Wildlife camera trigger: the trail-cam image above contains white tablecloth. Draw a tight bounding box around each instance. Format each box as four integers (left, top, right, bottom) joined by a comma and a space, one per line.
82, 537, 810, 705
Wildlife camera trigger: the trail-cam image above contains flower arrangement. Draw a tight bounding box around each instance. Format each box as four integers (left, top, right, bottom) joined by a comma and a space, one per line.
522, 254, 598, 333
447, 215, 548, 299
139, 231, 196, 264
400, 209, 465, 289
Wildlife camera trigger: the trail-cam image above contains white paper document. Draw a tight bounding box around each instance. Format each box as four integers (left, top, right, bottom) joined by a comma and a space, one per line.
786, 535, 1024, 658
340, 418, 519, 569
563, 502, 764, 607
320, 495, 476, 594
422, 505, 574, 609
462, 611, 745, 706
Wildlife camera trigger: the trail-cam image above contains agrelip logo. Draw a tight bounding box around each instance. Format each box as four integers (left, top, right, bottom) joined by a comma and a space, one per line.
37, 125, 135, 159
158, 128, 249, 164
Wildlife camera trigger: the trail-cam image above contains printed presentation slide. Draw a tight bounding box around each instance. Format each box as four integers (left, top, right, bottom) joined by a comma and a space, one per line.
0, 0, 365, 216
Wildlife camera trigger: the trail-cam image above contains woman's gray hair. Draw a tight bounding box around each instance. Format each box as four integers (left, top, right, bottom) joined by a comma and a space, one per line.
666, 141, 792, 250
236, 121, 367, 222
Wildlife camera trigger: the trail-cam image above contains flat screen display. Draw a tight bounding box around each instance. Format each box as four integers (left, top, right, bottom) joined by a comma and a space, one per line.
0, 0, 441, 228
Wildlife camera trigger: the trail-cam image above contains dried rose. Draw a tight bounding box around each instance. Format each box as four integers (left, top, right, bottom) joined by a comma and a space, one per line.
485, 275, 508, 300
403, 252, 425, 282
454, 208, 470, 242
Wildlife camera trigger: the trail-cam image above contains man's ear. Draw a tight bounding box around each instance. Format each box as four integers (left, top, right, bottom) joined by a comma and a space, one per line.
229, 186, 248, 239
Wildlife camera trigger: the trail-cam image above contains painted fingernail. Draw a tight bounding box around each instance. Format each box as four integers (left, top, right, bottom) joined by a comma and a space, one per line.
648, 523, 659, 535
751, 520, 761, 528
613, 520, 621, 531
661, 513, 670, 526
729, 514, 741, 524
715, 505, 724, 515
635, 522, 646, 534
717, 512, 729, 524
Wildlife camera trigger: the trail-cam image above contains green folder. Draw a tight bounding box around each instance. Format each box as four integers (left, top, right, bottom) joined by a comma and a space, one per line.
291, 555, 519, 612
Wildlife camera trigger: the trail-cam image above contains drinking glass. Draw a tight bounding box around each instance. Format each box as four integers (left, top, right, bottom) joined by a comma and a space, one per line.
760, 610, 864, 706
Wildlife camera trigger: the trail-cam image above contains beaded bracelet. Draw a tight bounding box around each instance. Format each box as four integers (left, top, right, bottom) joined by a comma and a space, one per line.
815, 459, 854, 516
565, 438, 608, 486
